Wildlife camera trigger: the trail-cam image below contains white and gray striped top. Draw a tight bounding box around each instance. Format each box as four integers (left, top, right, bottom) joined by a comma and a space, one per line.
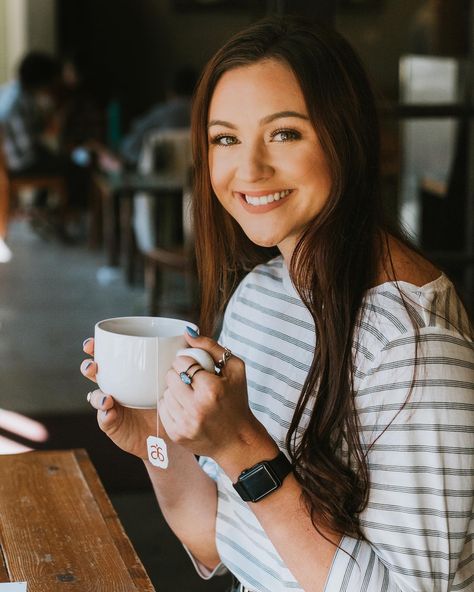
196, 256, 473, 591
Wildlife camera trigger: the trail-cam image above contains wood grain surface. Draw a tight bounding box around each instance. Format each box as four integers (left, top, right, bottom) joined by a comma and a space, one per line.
0, 449, 155, 591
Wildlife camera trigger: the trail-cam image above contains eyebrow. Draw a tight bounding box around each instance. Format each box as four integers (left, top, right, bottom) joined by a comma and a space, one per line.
207, 110, 309, 130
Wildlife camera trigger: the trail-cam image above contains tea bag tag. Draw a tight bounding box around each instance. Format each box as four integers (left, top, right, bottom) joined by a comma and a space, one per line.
147, 435, 169, 469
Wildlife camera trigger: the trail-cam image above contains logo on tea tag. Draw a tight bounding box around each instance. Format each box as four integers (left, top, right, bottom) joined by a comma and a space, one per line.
147, 436, 169, 469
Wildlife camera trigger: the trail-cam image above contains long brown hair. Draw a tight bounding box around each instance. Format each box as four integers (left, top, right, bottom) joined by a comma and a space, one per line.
192, 16, 394, 540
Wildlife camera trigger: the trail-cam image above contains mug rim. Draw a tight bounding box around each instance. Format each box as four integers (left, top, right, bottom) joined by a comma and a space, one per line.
95, 316, 197, 339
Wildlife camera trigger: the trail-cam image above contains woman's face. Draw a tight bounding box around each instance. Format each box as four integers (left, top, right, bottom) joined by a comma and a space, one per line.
207, 58, 332, 261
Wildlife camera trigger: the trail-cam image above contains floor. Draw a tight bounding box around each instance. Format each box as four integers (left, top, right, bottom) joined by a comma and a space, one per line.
0, 219, 232, 591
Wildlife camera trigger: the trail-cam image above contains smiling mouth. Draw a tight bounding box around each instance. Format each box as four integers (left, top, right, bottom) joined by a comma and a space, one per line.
239, 189, 292, 206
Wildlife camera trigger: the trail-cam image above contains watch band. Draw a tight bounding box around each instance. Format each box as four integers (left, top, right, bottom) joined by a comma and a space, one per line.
233, 451, 292, 502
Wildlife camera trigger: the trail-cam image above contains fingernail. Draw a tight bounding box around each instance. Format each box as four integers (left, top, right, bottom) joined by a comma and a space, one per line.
86, 392, 92, 403
101, 395, 107, 406
102, 409, 108, 417
82, 338, 92, 348
83, 360, 93, 371
186, 326, 199, 337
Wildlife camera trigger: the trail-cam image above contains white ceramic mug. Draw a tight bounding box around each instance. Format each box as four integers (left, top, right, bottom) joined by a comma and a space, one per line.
94, 316, 215, 409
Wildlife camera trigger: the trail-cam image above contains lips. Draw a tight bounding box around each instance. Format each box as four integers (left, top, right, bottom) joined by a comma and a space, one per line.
237, 189, 293, 207
234, 189, 294, 214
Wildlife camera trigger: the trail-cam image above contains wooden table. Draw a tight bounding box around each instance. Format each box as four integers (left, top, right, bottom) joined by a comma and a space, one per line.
0, 449, 155, 591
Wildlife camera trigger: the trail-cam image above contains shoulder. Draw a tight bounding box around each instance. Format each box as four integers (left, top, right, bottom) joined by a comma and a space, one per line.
375, 234, 441, 288
354, 270, 473, 381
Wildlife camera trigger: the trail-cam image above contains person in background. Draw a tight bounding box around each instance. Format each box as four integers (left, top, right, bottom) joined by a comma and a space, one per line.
0, 79, 20, 124
2, 52, 62, 183
119, 65, 197, 169
0, 52, 63, 254
82, 17, 473, 592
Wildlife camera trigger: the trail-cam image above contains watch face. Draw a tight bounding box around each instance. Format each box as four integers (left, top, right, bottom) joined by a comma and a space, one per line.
243, 464, 279, 502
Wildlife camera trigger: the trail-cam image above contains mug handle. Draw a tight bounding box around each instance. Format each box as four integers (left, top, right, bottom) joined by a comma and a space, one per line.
176, 348, 215, 374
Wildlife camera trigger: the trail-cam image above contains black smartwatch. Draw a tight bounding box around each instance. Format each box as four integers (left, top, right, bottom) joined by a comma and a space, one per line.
233, 451, 292, 502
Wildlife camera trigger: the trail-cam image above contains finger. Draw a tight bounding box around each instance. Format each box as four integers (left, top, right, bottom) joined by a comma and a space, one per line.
86, 389, 114, 411
80, 358, 97, 382
159, 389, 181, 438
97, 406, 118, 431
183, 331, 225, 364
184, 331, 237, 372
166, 369, 195, 407
82, 337, 95, 355
162, 384, 186, 418
172, 355, 202, 375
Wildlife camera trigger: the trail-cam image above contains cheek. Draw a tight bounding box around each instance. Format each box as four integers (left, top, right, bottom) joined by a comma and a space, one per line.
208, 152, 229, 193
299, 156, 332, 193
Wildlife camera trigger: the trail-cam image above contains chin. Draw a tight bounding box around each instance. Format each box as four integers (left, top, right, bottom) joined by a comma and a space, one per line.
246, 234, 280, 248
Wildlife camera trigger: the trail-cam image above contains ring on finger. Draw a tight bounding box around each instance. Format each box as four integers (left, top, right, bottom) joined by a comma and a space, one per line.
178, 362, 201, 385
215, 347, 232, 374
189, 366, 204, 379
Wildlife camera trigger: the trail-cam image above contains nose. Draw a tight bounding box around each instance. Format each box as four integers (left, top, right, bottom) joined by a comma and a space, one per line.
235, 141, 273, 183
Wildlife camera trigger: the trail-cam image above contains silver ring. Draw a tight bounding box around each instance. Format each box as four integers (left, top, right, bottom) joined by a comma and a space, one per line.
179, 371, 194, 385
189, 366, 204, 379
215, 347, 232, 372
179, 362, 201, 385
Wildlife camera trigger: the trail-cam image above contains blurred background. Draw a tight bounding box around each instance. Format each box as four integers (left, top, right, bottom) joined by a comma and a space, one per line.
0, 1, 472, 590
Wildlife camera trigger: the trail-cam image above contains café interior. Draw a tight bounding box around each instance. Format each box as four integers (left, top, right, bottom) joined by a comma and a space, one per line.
0, 0, 472, 590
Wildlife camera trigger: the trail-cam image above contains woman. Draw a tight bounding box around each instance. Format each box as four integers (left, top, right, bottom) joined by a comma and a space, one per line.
82, 17, 473, 592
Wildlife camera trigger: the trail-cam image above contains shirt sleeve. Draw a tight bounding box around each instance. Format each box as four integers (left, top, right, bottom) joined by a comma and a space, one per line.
323, 327, 474, 592
182, 455, 229, 580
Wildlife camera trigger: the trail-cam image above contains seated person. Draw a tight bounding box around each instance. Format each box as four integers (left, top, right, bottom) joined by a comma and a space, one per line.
120, 65, 197, 168
2, 51, 102, 243
2, 51, 62, 178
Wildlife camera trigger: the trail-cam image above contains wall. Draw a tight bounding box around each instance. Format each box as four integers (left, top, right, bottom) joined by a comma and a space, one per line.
0, 0, 55, 84
0, 0, 27, 83
336, 0, 426, 100
56, 0, 334, 122
27, 0, 56, 55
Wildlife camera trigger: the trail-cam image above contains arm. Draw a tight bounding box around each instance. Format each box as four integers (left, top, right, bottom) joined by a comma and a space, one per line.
81, 340, 221, 572
164, 328, 473, 592
326, 327, 473, 592
163, 335, 340, 592
143, 439, 220, 571
214, 425, 341, 592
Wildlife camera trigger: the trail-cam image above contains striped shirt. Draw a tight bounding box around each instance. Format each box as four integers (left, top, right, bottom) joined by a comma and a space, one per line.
196, 256, 473, 591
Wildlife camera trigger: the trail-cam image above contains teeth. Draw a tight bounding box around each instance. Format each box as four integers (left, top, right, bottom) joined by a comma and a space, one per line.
244, 189, 291, 206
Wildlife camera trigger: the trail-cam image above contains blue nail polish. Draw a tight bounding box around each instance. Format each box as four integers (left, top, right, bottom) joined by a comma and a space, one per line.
83, 360, 93, 371
186, 326, 199, 337
101, 395, 107, 406
82, 337, 92, 348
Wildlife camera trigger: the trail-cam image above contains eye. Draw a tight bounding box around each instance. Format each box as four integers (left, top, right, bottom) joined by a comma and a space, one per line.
210, 134, 239, 147
271, 129, 301, 142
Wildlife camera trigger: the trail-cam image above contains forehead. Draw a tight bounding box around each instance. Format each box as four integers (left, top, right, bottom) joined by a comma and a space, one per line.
208, 59, 307, 119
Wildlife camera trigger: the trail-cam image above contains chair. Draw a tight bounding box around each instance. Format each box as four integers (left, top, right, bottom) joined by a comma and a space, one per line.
134, 128, 198, 318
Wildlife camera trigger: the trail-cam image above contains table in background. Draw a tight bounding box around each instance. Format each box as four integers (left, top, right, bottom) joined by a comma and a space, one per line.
0, 449, 155, 591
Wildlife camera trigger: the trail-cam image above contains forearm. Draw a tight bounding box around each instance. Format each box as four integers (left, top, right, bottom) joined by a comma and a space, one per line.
144, 441, 220, 570
215, 429, 340, 592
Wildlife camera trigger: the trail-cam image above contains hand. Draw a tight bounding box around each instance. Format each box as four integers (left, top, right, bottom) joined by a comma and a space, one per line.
161, 332, 266, 461
81, 338, 157, 459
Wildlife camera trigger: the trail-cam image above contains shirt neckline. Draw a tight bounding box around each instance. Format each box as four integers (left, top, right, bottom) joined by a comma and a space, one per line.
280, 257, 448, 299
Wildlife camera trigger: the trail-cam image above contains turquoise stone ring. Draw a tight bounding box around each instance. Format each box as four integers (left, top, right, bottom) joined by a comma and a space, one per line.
180, 371, 192, 385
